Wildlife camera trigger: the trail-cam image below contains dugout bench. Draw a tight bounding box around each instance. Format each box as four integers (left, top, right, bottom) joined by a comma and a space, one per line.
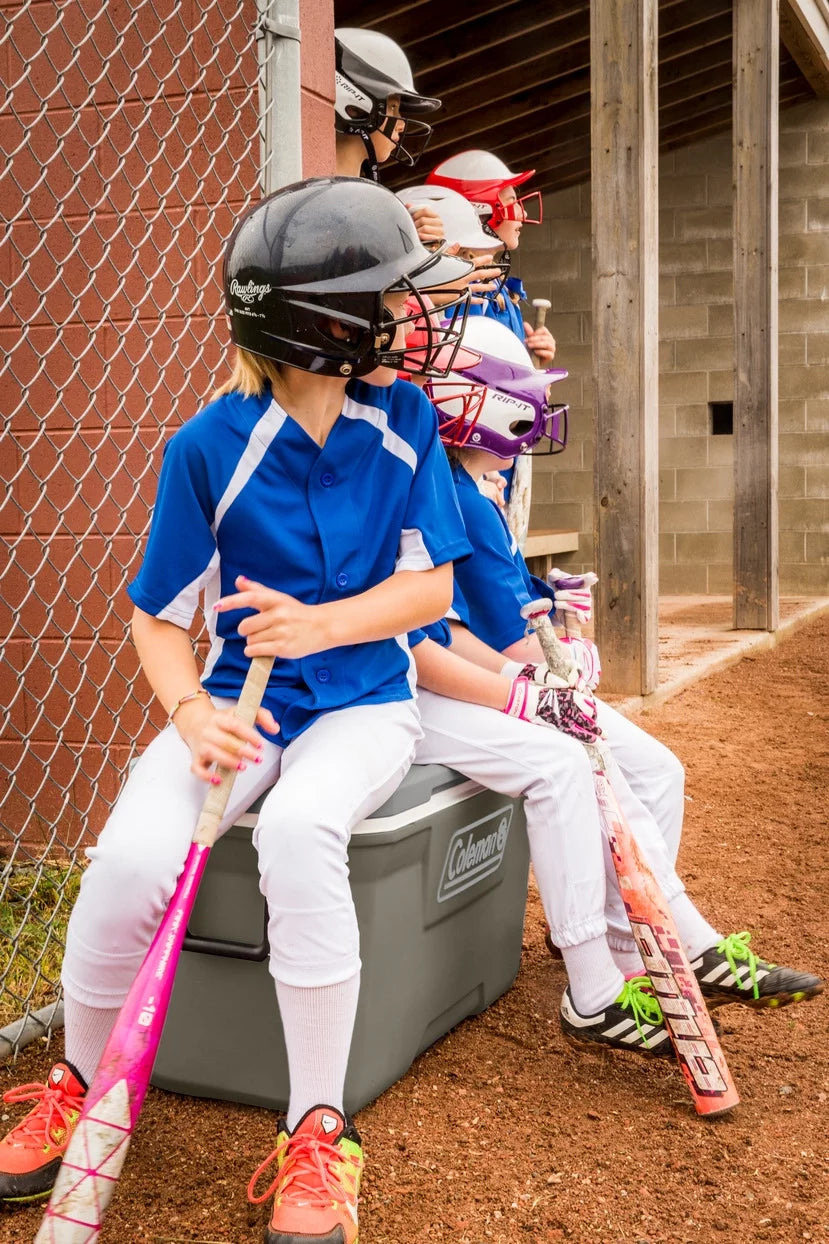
152, 764, 529, 1115
522, 528, 579, 580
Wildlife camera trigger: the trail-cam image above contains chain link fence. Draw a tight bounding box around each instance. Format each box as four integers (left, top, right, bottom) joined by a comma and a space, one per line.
1, 0, 271, 1052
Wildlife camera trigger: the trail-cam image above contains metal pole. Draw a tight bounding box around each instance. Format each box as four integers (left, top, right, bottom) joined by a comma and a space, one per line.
258, 0, 303, 193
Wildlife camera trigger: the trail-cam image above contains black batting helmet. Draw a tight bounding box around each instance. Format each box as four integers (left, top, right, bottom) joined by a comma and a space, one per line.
223, 177, 473, 378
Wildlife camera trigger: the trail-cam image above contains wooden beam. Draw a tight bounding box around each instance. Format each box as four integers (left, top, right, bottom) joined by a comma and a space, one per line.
780, 0, 829, 94
407, 0, 584, 72
660, 35, 732, 88
334, 0, 516, 38
524, 87, 817, 197
428, 22, 589, 115
591, 0, 659, 695
733, 0, 779, 631
424, 84, 591, 167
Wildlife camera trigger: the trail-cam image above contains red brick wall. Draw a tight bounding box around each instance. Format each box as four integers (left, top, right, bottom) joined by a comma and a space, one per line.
2, 0, 335, 850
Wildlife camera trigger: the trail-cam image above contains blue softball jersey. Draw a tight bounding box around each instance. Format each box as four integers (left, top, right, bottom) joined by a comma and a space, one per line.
448, 463, 556, 652
407, 618, 452, 650
467, 285, 526, 338
128, 379, 471, 743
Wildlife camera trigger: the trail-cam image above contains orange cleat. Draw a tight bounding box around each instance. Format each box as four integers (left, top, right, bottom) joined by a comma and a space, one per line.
0, 1061, 86, 1204
249, 1104, 363, 1244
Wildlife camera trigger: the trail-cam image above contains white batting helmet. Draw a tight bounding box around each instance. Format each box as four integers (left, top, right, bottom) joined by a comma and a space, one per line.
335, 29, 439, 172
395, 184, 495, 250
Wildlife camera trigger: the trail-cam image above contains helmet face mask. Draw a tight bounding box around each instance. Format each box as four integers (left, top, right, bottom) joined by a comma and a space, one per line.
399, 293, 481, 380
376, 283, 470, 377
488, 190, 543, 229
372, 110, 434, 168
425, 319, 569, 456
223, 177, 473, 378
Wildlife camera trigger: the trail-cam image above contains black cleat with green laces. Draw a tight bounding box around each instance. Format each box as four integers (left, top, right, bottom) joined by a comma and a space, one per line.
559, 976, 674, 1057
691, 932, 825, 1010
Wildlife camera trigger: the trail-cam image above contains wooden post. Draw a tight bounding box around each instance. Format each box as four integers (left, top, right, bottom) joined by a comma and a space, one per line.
591, 0, 659, 694
733, 0, 779, 631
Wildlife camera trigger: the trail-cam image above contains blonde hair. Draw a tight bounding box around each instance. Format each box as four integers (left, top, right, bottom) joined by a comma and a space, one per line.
212, 348, 282, 401
444, 444, 469, 470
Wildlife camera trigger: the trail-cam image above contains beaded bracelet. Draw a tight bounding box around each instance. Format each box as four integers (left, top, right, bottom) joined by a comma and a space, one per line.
168, 688, 209, 723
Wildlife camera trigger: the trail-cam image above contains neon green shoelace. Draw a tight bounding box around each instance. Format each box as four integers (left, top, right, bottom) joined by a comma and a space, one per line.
616, 975, 664, 1046
715, 931, 773, 999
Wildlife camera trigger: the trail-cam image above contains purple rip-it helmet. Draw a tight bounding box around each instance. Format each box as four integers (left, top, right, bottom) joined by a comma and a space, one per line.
425, 316, 568, 458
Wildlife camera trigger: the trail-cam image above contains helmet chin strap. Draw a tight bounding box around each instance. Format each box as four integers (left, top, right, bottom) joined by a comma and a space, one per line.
360, 131, 379, 181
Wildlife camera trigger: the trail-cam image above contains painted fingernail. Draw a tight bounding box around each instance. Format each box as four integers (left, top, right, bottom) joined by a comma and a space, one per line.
211, 775, 222, 785
237, 762, 247, 772
254, 756, 263, 765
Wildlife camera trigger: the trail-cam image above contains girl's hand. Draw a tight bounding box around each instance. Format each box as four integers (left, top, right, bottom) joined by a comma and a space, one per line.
175, 697, 279, 783
467, 253, 502, 298
478, 471, 507, 508
215, 575, 332, 659
523, 322, 557, 362
406, 203, 445, 244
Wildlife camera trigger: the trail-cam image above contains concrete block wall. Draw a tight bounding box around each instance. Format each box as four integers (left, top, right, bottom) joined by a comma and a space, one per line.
516, 99, 829, 595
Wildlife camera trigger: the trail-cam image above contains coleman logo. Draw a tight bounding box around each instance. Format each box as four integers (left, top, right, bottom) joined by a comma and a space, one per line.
437, 806, 513, 903
230, 278, 271, 304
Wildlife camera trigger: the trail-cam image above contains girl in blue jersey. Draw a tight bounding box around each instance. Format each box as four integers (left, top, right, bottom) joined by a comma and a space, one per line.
426, 150, 555, 360
396, 309, 681, 1060
0, 178, 475, 1244
415, 316, 822, 1037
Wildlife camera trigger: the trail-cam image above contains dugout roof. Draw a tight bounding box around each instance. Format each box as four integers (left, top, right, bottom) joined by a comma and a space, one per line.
333, 0, 822, 196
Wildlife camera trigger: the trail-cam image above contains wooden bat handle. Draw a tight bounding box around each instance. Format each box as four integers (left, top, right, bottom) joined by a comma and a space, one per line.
530, 298, 551, 371
520, 600, 571, 681
194, 654, 274, 847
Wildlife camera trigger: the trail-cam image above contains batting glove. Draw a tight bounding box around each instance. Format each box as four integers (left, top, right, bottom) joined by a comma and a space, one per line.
500, 656, 580, 687
525, 638, 602, 692
503, 676, 601, 744
509, 640, 600, 694
547, 567, 598, 626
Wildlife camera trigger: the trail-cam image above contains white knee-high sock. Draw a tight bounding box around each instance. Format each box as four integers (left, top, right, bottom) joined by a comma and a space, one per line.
668, 893, 721, 962
609, 942, 647, 978
609, 897, 720, 977
560, 937, 625, 1016
63, 993, 121, 1088
276, 973, 361, 1132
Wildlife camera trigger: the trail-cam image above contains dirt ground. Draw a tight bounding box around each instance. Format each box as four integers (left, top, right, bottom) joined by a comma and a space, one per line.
2, 614, 828, 1244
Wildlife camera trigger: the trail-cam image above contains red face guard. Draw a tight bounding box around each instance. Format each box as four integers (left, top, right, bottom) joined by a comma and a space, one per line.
428, 382, 488, 448
488, 191, 543, 229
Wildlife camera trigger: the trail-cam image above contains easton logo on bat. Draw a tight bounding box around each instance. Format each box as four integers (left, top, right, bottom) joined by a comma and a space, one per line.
630, 919, 729, 1096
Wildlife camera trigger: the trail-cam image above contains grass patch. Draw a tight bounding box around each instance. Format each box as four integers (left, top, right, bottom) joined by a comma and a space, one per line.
0, 862, 82, 1029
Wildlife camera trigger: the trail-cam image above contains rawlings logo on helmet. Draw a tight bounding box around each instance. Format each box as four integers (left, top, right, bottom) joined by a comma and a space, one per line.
230, 279, 272, 305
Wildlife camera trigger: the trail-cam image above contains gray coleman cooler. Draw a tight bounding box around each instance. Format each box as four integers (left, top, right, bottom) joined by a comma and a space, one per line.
152, 764, 529, 1115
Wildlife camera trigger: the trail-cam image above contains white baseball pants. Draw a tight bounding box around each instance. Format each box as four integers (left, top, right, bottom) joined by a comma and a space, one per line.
61, 699, 422, 1008
413, 691, 687, 949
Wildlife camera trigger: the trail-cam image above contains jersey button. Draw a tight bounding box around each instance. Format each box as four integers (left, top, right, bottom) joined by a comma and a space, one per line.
321, 472, 334, 487
316, 668, 331, 683
335, 572, 349, 588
